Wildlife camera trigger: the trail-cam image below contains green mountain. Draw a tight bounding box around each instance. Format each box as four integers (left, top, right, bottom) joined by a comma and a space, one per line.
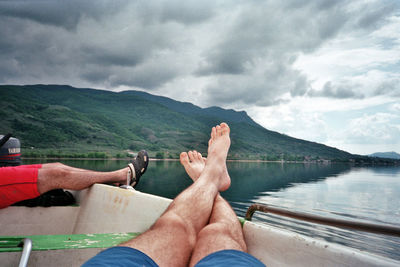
0, 84, 361, 161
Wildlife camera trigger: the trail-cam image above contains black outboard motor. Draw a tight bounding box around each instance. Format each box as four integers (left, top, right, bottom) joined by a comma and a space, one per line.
0, 133, 22, 167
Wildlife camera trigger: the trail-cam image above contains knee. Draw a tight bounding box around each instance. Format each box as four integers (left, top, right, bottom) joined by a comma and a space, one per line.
38, 167, 69, 187
43, 162, 62, 168
47, 167, 69, 178
153, 212, 197, 249
53, 162, 66, 168
198, 223, 229, 239
198, 222, 247, 251
37, 167, 68, 194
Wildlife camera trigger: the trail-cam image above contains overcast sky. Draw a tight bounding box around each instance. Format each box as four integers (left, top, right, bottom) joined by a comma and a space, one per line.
1, 0, 399, 155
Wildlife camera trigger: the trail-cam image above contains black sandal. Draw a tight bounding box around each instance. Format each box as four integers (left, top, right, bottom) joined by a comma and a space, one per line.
126, 150, 149, 188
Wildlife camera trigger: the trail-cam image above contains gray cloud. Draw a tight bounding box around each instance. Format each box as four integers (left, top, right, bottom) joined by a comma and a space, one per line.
204, 56, 311, 107
373, 78, 400, 97
0, 16, 74, 83
109, 58, 181, 89
0, 1, 191, 88
0, 0, 398, 105
308, 82, 365, 99
197, 0, 350, 77
0, 0, 123, 30
196, 0, 357, 106
356, 3, 397, 30
307, 73, 400, 100
144, 0, 216, 25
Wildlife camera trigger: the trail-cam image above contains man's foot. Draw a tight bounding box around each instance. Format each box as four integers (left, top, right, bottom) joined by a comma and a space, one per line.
180, 150, 231, 185
203, 123, 231, 191
180, 150, 205, 182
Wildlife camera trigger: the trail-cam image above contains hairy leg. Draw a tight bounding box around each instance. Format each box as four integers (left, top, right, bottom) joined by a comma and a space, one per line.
121, 123, 231, 267
180, 149, 247, 266
37, 162, 128, 194
40, 162, 92, 172
189, 196, 247, 266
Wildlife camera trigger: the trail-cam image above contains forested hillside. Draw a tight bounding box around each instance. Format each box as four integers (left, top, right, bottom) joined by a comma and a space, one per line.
1, 84, 357, 161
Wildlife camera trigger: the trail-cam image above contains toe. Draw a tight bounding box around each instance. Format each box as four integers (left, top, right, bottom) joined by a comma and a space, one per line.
180, 152, 189, 165
220, 122, 230, 135
211, 126, 217, 139
216, 125, 222, 136
188, 151, 195, 161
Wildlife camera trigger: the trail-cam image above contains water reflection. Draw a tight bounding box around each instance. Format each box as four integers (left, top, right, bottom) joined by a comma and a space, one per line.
223, 162, 352, 216
250, 166, 400, 261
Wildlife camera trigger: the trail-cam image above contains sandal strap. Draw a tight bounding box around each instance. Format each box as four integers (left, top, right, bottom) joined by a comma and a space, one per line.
127, 150, 149, 188
127, 163, 135, 186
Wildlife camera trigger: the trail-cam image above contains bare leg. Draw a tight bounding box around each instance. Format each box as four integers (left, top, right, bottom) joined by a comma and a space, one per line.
40, 162, 93, 172
180, 150, 247, 266
37, 162, 128, 194
190, 196, 247, 266
121, 123, 231, 267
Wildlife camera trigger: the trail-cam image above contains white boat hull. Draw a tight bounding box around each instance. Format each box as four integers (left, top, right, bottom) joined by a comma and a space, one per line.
1, 184, 398, 266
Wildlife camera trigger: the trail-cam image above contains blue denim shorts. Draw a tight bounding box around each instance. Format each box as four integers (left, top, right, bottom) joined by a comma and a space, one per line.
82, 247, 158, 267
194, 249, 266, 267
82, 247, 265, 267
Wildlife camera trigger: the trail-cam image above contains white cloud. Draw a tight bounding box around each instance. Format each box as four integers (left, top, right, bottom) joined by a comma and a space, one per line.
293, 9, 400, 99
346, 113, 400, 143
248, 100, 329, 144
249, 95, 400, 154
325, 112, 400, 154
391, 102, 400, 112
371, 14, 400, 42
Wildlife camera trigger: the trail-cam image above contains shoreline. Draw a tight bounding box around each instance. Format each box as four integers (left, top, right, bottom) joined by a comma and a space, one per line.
21, 157, 333, 164
21, 157, 400, 166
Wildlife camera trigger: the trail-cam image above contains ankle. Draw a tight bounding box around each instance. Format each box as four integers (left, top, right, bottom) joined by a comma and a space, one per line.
118, 167, 130, 184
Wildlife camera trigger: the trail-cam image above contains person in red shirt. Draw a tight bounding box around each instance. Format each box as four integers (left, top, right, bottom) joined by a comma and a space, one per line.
0, 150, 149, 209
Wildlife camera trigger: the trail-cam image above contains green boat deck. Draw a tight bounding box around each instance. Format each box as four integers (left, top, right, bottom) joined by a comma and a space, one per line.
0, 232, 140, 252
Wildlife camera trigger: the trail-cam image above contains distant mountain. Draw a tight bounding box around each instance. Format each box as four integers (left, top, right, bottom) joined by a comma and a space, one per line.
120, 91, 261, 127
369, 152, 400, 160
0, 84, 380, 162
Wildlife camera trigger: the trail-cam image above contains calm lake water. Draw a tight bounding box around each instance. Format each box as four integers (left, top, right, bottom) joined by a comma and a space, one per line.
25, 159, 400, 261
